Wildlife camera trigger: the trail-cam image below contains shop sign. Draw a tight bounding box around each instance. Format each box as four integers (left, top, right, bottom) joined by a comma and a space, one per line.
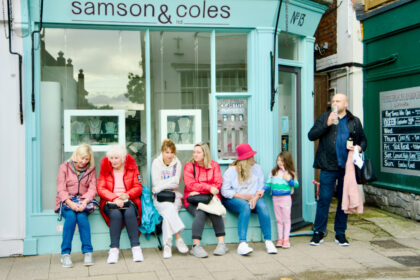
380, 86, 420, 176
40, 0, 323, 35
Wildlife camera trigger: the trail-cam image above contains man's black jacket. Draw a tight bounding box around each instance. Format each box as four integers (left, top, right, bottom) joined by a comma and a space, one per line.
308, 110, 367, 171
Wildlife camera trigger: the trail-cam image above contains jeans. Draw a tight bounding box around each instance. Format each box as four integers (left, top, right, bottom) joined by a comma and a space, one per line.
104, 203, 140, 248
222, 197, 272, 242
314, 169, 348, 235
186, 205, 225, 240
61, 208, 93, 254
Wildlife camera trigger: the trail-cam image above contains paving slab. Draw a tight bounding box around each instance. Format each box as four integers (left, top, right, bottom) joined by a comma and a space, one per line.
49, 253, 89, 279
168, 267, 214, 280
201, 255, 246, 272
7, 255, 51, 280
394, 238, 420, 251
365, 217, 420, 239
71, 276, 117, 280
244, 261, 292, 279
0, 257, 14, 280
87, 251, 128, 276
211, 269, 256, 280
117, 272, 158, 280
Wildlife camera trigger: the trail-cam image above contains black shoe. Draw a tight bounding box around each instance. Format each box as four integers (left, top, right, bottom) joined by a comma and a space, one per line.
310, 232, 324, 246
335, 234, 349, 246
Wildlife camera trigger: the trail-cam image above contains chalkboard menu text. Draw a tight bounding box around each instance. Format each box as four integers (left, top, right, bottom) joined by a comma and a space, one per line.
380, 87, 420, 176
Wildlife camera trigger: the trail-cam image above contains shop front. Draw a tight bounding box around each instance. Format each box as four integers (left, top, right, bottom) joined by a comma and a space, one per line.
23, 0, 326, 255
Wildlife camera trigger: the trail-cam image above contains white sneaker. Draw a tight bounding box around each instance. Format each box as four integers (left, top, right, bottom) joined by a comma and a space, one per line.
132, 246, 144, 262
175, 238, 189, 254
237, 242, 253, 255
265, 240, 278, 254
163, 245, 172, 259
107, 248, 119, 264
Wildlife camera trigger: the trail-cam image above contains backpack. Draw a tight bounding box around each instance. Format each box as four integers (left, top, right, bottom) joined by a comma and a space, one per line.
139, 185, 163, 250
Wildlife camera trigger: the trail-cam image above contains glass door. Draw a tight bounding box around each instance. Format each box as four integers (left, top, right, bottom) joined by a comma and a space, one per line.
278, 65, 302, 225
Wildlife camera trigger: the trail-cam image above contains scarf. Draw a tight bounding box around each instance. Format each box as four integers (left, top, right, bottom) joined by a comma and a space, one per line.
70, 160, 88, 180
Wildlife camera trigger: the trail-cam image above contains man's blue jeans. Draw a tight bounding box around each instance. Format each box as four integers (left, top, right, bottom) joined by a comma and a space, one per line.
314, 169, 347, 235
222, 197, 272, 242
61, 208, 93, 254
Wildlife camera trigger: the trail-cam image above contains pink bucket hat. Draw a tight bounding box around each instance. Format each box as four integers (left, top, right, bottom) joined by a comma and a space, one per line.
236, 143, 257, 161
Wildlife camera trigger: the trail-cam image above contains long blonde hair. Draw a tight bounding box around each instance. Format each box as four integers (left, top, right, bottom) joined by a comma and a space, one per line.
230, 157, 254, 184
190, 142, 212, 169
71, 143, 95, 168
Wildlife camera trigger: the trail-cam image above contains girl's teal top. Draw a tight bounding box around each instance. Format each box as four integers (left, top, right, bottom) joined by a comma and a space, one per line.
264, 172, 299, 196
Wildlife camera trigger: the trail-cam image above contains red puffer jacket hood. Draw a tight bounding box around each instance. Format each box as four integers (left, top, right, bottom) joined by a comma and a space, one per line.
97, 154, 143, 228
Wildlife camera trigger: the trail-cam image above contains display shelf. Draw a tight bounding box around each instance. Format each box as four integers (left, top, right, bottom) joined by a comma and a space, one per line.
159, 109, 202, 150
64, 109, 126, 152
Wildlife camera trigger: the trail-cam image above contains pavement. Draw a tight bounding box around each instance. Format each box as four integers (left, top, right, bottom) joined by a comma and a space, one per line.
2, 203, 420, 280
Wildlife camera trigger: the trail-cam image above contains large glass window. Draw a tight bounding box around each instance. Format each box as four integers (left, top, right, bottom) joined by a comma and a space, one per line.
150, 32, 211, 184
41, 29, 147, 210
216, 33, 247, 92
278, 32, 300, 60
40, 28, 248, 209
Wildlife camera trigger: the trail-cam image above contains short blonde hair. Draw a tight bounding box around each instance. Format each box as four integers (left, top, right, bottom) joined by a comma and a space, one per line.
191, 142, 212, 169
106, 145, 127, 163
161, 139, 177, 154
230, 157, 254, 184
71, 143, 95, 168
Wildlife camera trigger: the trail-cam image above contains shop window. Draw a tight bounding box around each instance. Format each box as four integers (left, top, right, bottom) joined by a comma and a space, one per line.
278, 32, 300, 60
216, 33, 248, 92
150, 31, 211, 187
217, 98, 248, 160
40, 29, 147, 210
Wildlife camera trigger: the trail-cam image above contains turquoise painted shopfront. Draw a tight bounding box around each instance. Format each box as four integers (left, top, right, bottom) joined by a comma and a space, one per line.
22, 0, 327, 255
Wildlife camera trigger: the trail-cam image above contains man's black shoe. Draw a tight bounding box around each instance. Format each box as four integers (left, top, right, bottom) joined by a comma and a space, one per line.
310, 232, 324, 246
335, 234, 349, 246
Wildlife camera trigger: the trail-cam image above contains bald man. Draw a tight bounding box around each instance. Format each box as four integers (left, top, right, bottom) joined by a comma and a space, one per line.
308, 93, 367, 246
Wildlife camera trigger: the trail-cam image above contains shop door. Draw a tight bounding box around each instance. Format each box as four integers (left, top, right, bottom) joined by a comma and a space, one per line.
277, 65, 303, 225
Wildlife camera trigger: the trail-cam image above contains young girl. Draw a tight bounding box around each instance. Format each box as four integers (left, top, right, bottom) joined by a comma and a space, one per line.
264, 151, 299, 248
55, 143, 97, 267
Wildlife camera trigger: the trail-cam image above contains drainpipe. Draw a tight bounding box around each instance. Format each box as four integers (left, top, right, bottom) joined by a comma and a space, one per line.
270, 0, 283, 111
6, 0, 23, 124
346, 66, 350, 107
31, 0, 44, 112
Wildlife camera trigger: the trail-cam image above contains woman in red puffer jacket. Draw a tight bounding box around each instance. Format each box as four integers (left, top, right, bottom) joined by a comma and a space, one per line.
183, 142, 227, 258
97, 145, 143, 264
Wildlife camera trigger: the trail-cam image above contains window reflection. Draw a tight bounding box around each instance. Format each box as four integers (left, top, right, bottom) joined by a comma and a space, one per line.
278, 32, 300, 60
40, 29, 147, 209
150, 32, 211, 184
216, 33, 247, 92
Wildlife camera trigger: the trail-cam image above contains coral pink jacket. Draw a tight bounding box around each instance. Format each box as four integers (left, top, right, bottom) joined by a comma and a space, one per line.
183, 161, 223, 209
342, 151, 364, 214
55, 161, 97, 212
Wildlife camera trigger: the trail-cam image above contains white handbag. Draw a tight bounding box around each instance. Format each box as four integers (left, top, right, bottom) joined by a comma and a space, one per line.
197, 196, 226, 216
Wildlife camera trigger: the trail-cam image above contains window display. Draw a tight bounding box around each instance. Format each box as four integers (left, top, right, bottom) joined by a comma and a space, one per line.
217, 99, 248, 160
159, 109, 202, 150
64, 110, 126, 152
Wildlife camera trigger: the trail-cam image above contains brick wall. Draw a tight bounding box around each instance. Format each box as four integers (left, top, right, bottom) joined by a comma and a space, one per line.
314, 0, 338, 60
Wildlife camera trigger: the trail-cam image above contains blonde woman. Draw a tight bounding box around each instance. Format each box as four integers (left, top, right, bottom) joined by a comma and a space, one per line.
221, 143, 277, 255
151, 139, 188, 259
183, 143, 227, 258
55, 143, 97, 267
